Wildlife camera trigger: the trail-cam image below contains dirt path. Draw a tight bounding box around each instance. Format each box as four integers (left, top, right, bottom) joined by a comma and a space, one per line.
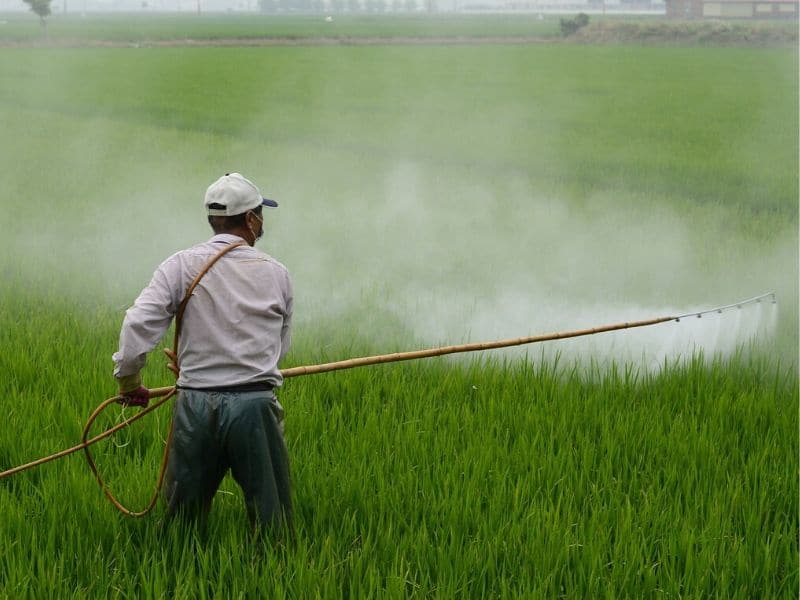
0, 35, 560, 48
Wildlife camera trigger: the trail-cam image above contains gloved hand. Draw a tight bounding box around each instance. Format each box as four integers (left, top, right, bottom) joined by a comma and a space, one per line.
118, 386, 150, 408
116, 373, 150, 408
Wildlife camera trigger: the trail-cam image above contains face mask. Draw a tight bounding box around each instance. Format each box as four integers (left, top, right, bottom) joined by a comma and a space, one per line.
248, 211, 264, 243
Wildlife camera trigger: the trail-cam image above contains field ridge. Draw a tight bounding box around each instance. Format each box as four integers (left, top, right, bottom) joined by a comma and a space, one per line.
1, 17, 797, 47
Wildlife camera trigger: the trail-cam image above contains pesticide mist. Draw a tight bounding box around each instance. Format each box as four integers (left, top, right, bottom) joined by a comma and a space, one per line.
274, 158, 793, 371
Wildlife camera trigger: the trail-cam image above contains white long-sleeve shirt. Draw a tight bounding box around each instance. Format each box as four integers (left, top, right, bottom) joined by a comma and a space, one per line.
113, 234, 293, 389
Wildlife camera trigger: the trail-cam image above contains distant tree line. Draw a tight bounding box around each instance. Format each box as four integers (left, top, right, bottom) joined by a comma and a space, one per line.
258, 0, 425, 12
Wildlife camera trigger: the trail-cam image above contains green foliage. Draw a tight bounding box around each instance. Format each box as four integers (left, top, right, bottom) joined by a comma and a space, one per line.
576, 19, 798, 45
560, 12, 590, 37
22, 0, 52, 21
0, 291, 797, 596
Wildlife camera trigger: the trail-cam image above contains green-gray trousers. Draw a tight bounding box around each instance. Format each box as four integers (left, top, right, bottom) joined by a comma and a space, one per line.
162, 389, 292, 534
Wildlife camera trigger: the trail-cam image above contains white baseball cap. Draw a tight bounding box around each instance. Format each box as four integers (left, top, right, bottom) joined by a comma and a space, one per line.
204, 172, 278, 216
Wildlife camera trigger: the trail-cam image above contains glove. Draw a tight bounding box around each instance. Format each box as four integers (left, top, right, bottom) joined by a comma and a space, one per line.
116, 373, 150, 408
118, 386, 150, 408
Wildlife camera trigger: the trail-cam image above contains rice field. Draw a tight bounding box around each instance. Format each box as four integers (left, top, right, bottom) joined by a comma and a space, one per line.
0, 16, 797, 597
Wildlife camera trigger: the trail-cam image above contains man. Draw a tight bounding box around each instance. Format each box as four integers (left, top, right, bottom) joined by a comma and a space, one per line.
112, 172, 294, 536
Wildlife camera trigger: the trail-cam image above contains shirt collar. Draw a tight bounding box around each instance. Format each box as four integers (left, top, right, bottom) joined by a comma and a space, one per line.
209, 233, 248, 245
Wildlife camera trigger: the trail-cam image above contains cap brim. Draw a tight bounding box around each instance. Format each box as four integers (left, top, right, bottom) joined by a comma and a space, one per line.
262, 198, 278, 208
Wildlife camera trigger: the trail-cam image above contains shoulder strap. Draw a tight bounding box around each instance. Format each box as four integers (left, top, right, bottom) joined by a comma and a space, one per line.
172, 240, 247, 369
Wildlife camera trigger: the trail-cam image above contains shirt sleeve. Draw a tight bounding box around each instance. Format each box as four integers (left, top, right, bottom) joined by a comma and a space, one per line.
112, 257, 182, 378
279, 271, 293, 361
